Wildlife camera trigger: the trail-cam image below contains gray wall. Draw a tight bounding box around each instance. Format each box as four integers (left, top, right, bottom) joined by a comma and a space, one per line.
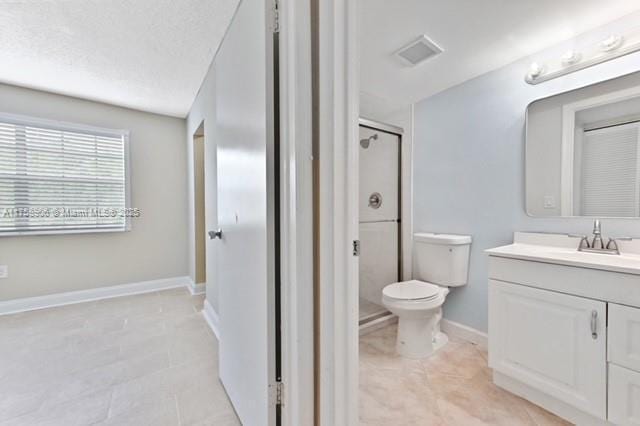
0, 83, 189, 301
413, 42, 640, 332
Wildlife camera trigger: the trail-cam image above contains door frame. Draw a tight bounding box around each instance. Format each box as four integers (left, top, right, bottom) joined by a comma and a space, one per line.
189, 0, 357, 421
191, 123, 207, 292
312, 0, 360, 424
278, 0, 315, 424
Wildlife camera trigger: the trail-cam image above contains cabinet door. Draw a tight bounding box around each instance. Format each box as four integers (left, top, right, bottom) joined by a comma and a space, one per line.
609, 363, 640, 425
609, 303, 640, 372
489, 280, 607, 419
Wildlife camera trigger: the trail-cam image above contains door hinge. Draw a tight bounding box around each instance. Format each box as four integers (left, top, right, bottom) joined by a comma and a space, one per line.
273, 0, 280, 33
353, 240, 360, 256
276, 381, 284, 405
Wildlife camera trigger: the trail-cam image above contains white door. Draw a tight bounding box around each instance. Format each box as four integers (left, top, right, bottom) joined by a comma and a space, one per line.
214, 0, 277, 424
488, 280, 607, 419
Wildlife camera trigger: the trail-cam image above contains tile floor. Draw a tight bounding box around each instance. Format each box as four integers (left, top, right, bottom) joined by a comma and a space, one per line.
360, 324, 572, 426
0, 289, 574, 426
0, 288, 239, 426
359, 298, 386, 320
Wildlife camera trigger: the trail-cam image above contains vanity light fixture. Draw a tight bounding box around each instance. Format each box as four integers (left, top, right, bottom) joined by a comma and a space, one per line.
525, 29, 640, 85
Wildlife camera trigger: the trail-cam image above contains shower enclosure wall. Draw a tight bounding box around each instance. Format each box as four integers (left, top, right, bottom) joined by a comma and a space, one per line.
358, 119, 403, 325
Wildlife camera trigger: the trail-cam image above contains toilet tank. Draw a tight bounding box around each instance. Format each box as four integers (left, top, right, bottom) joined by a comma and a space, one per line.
413, 233, 472, 287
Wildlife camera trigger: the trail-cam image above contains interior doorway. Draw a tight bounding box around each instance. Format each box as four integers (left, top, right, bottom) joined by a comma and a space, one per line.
193, 122, 206, 287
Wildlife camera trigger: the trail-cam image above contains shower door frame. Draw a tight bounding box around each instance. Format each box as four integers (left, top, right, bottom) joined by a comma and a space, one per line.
360, 115, 414, 283
358, 118, 406, 326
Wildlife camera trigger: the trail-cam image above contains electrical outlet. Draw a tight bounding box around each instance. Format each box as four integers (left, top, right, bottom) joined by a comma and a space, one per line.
0, 265, 7, 279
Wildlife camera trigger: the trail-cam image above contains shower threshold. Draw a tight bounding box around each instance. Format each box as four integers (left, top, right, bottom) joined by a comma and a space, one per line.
359, 310, 397, 336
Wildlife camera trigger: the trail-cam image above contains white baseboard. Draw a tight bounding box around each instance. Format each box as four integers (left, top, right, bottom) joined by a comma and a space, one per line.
0, 276, 190, 316
441, 318, 488, 350
202, 299, 220, 340
493, 372, 608, 425
186, 278, 206, 296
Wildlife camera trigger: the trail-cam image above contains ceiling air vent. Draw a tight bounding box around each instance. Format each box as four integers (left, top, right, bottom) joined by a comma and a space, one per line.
395, 35, 443, 66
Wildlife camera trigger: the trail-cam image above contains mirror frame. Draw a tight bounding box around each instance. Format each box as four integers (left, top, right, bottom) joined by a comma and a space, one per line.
525, 71, 640, 219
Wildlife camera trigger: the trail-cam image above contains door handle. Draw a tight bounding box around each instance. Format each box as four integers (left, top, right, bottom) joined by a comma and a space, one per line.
590, 310, 598, 339
208, 229, 223, 240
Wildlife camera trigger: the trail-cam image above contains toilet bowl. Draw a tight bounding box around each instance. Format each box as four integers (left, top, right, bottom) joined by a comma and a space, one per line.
382, 280, 449, 358
382, 233, 471, 358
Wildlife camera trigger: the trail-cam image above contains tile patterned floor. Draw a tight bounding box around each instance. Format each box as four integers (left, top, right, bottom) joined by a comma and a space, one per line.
360, 324, 573, 426
0, 288, 239, 426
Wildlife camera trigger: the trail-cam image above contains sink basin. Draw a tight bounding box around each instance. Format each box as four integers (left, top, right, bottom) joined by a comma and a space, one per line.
486, 232, 640, 275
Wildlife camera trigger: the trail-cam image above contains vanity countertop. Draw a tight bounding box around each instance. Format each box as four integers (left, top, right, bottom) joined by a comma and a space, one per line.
486, 232, 640, 276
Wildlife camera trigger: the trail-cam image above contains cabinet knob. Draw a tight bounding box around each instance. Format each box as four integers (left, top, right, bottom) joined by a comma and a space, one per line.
591, 310, 598, 339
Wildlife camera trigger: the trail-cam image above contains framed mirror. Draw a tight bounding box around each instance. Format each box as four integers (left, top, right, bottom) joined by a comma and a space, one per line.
526, 71, 640, 218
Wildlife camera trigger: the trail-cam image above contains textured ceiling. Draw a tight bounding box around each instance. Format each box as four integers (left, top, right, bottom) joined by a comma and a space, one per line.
0, 0, 239, 117
360, 0, 640, 115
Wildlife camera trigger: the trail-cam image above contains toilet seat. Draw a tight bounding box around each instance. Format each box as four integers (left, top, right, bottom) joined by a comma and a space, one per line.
383, 280, 441, 301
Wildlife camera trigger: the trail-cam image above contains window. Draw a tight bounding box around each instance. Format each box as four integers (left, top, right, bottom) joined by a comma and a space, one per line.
578, 121, 640, 217
0, 113, 130, 235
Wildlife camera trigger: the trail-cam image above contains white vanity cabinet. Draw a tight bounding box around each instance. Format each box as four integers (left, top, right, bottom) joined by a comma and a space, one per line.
609, 363, 640, 425
609, 304, 640, 372
487, 232, 640, 426
489, 280, 607, 419
608, 304, 640, 425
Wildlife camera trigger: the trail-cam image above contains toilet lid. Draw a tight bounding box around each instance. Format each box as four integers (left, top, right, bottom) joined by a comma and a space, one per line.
383, 280, 441, 301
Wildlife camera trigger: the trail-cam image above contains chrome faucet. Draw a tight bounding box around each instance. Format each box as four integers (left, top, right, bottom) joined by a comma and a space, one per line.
571, 220, 632, 255
591, 219, 604, 249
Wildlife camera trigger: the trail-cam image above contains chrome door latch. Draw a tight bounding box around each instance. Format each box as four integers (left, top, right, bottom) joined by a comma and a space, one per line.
353, 240, 360, 257
208, 229, 223, 240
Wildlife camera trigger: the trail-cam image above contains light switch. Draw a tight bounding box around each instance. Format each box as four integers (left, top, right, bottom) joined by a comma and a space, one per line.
543, 196, 555, 209
0, 265, 7, 279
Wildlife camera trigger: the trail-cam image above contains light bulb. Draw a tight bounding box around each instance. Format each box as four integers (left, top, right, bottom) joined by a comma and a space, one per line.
600, 34, 623, 52
561, 50, 581, 66
528, 62, 544, 79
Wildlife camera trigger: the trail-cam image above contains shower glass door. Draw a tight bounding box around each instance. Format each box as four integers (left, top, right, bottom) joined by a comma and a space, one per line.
358, 122, 401, 324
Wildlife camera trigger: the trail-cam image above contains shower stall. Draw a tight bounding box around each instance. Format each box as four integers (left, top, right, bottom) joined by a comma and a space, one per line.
358, 118, 403, 326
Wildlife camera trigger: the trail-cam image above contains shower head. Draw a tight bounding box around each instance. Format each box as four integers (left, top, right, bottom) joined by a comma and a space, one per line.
359, 133, 378, 149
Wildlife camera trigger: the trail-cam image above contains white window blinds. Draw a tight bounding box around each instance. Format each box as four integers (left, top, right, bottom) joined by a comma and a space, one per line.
0, 114, 129, 235
580, 122, 640, 217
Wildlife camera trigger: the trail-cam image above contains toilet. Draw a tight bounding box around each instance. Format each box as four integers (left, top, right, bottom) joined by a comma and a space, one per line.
382, 233, 472, 358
